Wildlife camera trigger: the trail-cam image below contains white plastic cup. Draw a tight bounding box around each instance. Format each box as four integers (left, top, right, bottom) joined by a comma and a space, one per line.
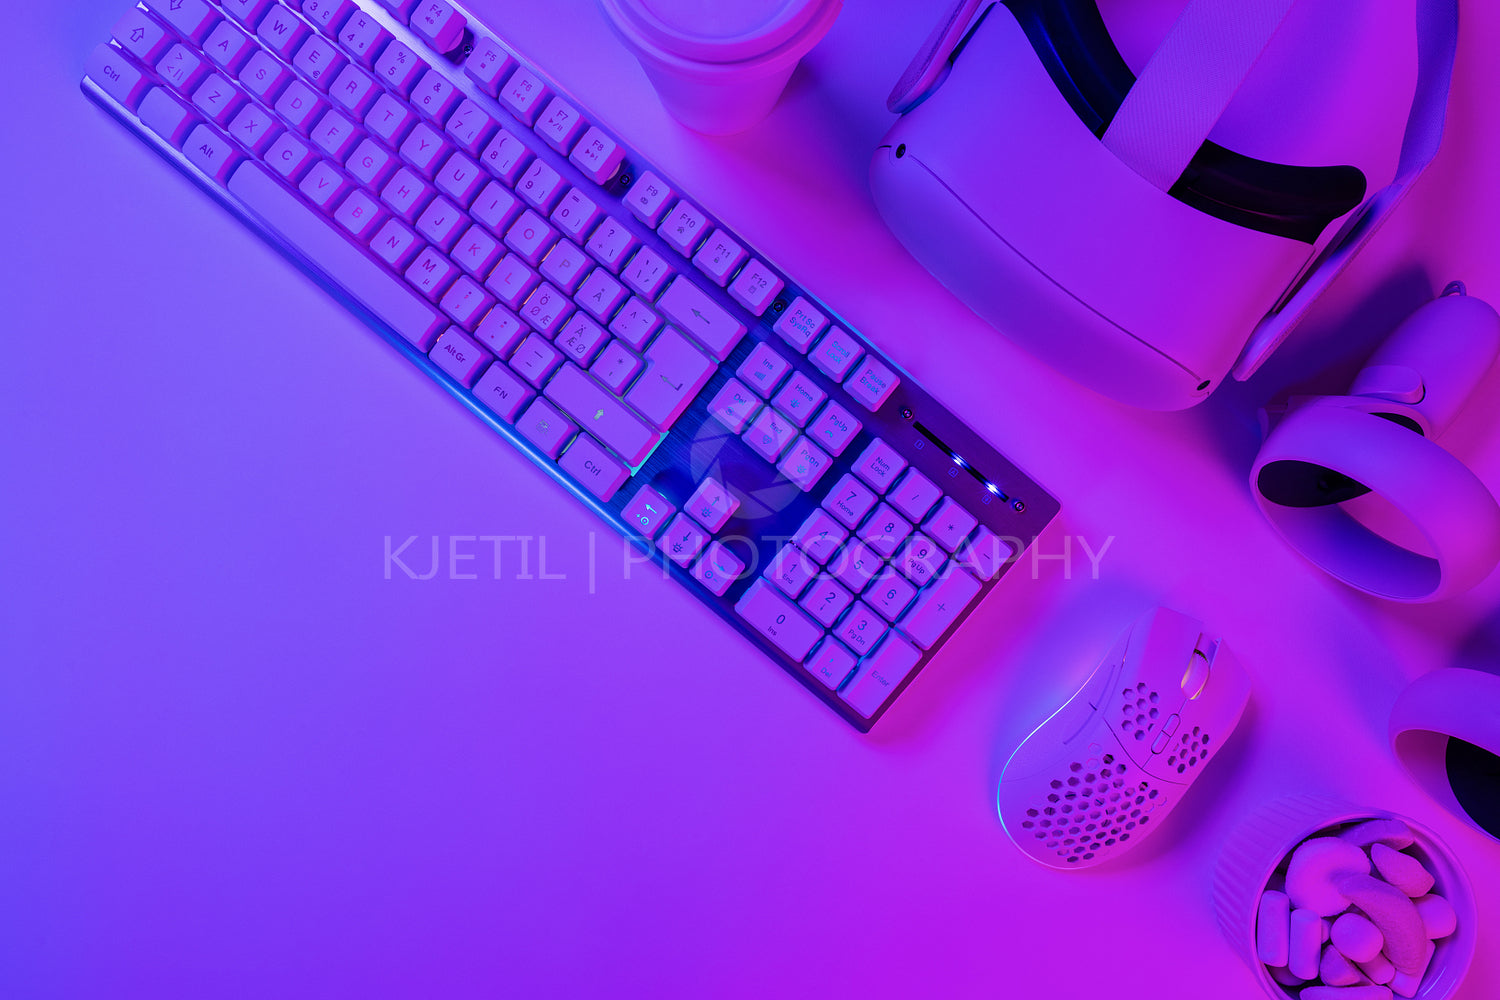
1211, 795, 1477, 1000
597, 0, 843, 135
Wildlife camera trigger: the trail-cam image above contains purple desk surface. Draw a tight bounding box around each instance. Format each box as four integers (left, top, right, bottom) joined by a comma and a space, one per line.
5, 1, 1500, 997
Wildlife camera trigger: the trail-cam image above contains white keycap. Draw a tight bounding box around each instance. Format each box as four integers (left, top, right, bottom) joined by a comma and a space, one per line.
729, 258, 784, 316
550, 188, 600, 241
473, 361, 534, 422
222, 0, 273, 25
114, 9, 170, 63
778, 436, 832, 493
607, 297, 659, 350
560, 434, 629, 501
624, 170, 674, 225
584, 216, 637, 272
86, 44, 151, 109
771, 371, 826, 428
139, 86, 198, 146
658, 513, 708, 567
845, 356, 900, 412
735, 579, 823, 661
453, 224, 507, 275
411, 69, 460, 121
484, 253, 539, 307
836, 601, 887, 657
504, 210, 558, 265
591, 340, 641, 394
152, 0, 217, 42
792, 509, 848, 565
824, 473, 877, 529
686, 477, 739, 532
474, 305, 527, 358
767, 544, 817, 598
575, 268, 626, 320
204, 20, 253, 71
293, 34, 347, 90
623, 485, 675, 539
625, 328, 715, 429
890, 469, 942, 522
899, 566, 982, 648
925, 497, 978, 552
338, 11, 389, 68
866, 568, 918, 622
480, 130, 530, 184
773, 296, 828, 355
184, 123, 238, 181
806, 400, 861, 457
556, 312, 606, 361
445, 99, 497, 155
239, 49, 290, 102
499, 67, 548, 124
535, 95, 585, 152
622, 247, 671, 299
465, 37, 513, 95
839, 632, 922, 718
802, 578, 854, 628
302, 0, 355, 34
406, 196, 461, 249
809, 326, 864, 381
330, 65, 379, 118
894, 533, 944, 587
544, 364, 660, 465
622, 305, 673, 352
852, 438, 907, 493
227, 101, 278, 153
257, 5, 309, 57
658, 199, 708, 255
693, 229, 747, 287
737, 342, 789, 397
806, 639, 857, 689
692, 542, 745, 597
743, 406, 796, 463
960, 527, 1014, 581
570, 127, 624, 184
707, 379, 760, 434
429, 327, 491, 386
859, 503, 912, 558
157, 43, 205, 93
229, 162, 445, 348
409, 0, 467, 54
656, 276, 746, 360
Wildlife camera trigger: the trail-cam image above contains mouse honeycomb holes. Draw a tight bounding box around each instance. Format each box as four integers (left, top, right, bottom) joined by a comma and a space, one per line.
1119, 681, 1163, 742
1165, 725, 1211, 775
1019, 750, 1162, 865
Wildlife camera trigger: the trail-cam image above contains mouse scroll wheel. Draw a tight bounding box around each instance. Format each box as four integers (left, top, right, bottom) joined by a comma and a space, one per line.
1181, 650, 1212, 700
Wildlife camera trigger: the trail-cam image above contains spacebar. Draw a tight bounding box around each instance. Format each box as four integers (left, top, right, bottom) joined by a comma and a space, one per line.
227, 162, 445, 350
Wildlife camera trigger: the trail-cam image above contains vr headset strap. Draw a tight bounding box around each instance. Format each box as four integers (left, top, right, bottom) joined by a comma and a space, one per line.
1101, 0, 1297, 191
1234, 0, 1459, 380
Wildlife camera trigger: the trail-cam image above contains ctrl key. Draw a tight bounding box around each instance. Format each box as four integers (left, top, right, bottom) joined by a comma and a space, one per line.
839, 631, 921, 719
735, 579, 822, 661
559, 433, 628, 502
86, 44, 151, 109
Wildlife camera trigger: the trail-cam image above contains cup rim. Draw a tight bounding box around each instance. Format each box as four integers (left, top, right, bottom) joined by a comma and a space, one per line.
599, 0, 842, 67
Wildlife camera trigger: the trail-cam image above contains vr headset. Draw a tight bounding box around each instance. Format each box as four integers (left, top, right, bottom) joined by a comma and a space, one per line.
870, 0, 1459, 410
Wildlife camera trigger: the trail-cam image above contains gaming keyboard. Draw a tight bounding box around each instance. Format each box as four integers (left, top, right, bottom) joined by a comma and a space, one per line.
81, 0, 1060, 730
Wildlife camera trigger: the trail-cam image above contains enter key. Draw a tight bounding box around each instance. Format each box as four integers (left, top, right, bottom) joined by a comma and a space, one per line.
625, 327, 716, 429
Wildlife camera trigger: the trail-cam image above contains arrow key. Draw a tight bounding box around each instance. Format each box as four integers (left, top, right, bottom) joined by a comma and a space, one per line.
150, 0, 218, 43
113, 9, 170, 62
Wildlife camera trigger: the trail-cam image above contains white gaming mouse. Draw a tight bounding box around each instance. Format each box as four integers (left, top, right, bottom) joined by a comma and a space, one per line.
998, 608, 1252, 869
